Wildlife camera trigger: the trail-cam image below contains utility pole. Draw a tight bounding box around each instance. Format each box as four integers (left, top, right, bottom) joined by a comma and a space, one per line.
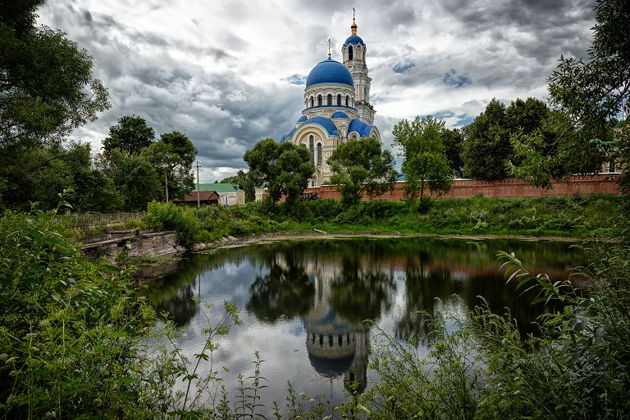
164, 170, 169, 202
196, 160, 201, 207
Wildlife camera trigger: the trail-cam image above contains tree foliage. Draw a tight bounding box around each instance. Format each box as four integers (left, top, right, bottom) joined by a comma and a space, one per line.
244, 138, 314, 203
328, 137, 397, 206
548, 0, 630, 191
0, 142, 123, 211
462, 99, 512, 180
102, 115, 155, 157
141, 131, 196, 201
393, 117, 453, 202
0, 0, 109, 147
442, 128, 465, 177
106, 150, 162, 211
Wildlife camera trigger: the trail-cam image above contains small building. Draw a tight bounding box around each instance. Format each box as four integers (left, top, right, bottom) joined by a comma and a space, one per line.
197, 183, 245, 206
173, 190, 219, 206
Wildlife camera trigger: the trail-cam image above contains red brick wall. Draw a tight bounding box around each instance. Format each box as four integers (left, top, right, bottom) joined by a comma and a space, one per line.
303, 174, 621, 201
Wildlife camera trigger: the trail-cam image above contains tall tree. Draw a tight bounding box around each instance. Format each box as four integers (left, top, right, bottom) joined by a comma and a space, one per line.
393, 117, 453, 202
0, 0, 109, 147
244, 138, 313, 203
462, 99, 512, 180
442, 128, 465, 177
141, 131, 196, 201
102, 115, 155, 157
108, 150, 162, 211
547, 0, 630, 191
328, 137, 397, 206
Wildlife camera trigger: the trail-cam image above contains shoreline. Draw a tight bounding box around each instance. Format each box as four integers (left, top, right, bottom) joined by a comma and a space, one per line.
191, 230, 618, 254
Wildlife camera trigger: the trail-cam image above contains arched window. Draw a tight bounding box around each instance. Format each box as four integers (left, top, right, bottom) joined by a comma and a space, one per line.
319, 335, 323, 346
316, 142, 322, 166
348, 45, 353, 60
327, 94, 332, 105
338, 335, 343, 346
328, 335, 333, 347
310, 96, 314, 107
317, 95, 322, 106
337, 94, 342, 105
345, 95, 349, 106
309, 135, 314, 165
356, 45, 361, 59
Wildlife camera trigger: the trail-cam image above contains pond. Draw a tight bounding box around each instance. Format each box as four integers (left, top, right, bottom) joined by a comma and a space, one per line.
144, 237, 586, 410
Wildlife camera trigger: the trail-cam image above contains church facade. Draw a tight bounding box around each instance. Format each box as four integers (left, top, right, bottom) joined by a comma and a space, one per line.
279, 12, 381, 187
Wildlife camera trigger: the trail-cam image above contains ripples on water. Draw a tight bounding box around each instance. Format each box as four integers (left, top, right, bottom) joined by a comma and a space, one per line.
143, 237, 585, 409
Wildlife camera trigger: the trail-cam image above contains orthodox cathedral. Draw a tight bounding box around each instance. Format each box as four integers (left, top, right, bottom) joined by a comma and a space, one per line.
279, 11, 381, 186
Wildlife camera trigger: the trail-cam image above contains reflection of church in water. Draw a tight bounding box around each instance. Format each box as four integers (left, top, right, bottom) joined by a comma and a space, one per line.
298, 258, 370, 394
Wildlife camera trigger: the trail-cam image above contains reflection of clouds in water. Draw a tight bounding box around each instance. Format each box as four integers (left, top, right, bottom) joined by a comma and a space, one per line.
147, 238, 585, 412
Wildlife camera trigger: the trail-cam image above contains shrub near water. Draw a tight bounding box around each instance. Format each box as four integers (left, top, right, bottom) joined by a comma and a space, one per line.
0, 211, 156, 417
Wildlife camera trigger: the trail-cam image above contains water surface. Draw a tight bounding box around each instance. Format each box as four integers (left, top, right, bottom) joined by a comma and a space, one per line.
144, 237, 585, 409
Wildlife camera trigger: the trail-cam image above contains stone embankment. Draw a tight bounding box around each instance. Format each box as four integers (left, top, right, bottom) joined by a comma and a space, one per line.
80, 230, 185, 258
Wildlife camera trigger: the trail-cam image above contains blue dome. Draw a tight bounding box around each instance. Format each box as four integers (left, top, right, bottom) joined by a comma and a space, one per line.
348, 119, 373, 137
343, 35, 365, 46
331, 111, 349, 119
305, 116, 338, 135
306, 58, 354, 88
297, 115, 308, 122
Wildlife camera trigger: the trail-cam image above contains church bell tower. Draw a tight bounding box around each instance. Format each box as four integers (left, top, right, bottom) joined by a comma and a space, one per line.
341, 9, 375, 125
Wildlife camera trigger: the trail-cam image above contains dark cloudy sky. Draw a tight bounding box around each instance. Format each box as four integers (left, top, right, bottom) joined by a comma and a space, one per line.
38, 0, 595, 181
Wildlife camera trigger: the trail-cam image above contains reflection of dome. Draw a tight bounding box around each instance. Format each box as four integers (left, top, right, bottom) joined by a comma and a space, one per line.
308, 353, 355, 378
306, 58, 354, 87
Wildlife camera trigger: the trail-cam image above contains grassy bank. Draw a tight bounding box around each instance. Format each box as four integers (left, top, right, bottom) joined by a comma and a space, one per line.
141, 194, 628, 246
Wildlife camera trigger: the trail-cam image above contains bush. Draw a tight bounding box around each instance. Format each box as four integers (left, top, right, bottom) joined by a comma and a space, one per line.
0, 211, 157, 417
145, 201, 200, 247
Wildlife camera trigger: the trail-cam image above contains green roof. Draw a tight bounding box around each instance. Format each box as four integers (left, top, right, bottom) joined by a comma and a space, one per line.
196, 183, 242, 192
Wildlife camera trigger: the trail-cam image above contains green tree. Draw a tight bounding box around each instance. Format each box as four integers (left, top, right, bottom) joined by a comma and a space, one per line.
393, 117, 453, 202
504, 97, 550, 135
328, 137, 396, 206
508, 109, 607, 188
442, 128, 465, 177
141, 131, 196, 201
548, 0, 629, 191
244, 138, 313, 203
462, 99, 512, 180
0, 141, 122, 211
109, 150, 162, 211
102, 115, 155, 157
0, 0, 109, 147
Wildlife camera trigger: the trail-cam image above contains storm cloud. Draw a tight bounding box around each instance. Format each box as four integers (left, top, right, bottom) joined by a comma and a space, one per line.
38, 0, 595, 180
